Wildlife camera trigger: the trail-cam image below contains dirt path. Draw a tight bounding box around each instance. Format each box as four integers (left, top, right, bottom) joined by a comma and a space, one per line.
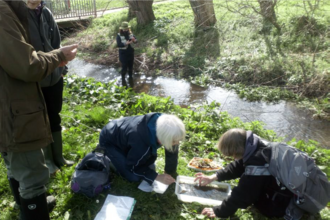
98, 0, 178, 16
56, 0, 178, 23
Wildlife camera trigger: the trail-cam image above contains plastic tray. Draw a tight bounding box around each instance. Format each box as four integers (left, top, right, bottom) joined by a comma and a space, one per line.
175, 176, 231, 206
187, 157, 223, 172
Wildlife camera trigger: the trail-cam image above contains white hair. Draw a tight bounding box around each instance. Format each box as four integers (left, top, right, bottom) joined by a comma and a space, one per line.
156, 114, 186, 152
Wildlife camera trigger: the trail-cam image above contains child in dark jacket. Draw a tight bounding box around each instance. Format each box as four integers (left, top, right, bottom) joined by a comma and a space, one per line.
195, 128, 293, 219
116, 21, 137, 87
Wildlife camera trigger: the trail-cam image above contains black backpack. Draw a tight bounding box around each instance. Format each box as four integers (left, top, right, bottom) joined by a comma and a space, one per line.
71, 146, 112, 198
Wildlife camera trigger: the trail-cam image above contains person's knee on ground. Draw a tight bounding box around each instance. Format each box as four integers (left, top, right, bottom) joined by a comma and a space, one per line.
124, 173, 141, 182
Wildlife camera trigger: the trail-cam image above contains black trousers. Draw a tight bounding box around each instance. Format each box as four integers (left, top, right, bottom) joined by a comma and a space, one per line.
121, 55, 134, 78
41, 77, 63, 132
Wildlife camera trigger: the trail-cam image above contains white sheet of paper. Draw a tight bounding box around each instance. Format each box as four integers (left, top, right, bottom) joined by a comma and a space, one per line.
138, 180, 169, 194
138, 180, 153, 192
94, 194, 136, 220
152, 180, 169, 194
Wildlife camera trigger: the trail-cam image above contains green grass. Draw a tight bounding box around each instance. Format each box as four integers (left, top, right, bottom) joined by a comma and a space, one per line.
1, 76, 329, 219
62, 0, 329, 119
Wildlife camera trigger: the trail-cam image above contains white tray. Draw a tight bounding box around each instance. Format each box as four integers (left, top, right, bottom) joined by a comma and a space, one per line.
175, 176, 231, 206
187, 157, 223, 172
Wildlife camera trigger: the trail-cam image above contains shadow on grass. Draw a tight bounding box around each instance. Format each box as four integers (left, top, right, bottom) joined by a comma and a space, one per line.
183, 28, 220, 76
132, 21, 170, 73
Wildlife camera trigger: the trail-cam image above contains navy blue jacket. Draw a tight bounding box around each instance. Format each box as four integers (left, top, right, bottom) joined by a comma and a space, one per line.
116, 33, 137, 63
99, 113, 179, 185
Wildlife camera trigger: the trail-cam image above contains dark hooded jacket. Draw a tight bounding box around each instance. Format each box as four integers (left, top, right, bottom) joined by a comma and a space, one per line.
116, 32, 137, 63
99, 113, 179, 185
213, 131, 293, 218
27, 3, 66, 87
0, 0, 65, 152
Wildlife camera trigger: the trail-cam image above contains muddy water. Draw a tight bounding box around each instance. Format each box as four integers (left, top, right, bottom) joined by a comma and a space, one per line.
68, 59, 330, 148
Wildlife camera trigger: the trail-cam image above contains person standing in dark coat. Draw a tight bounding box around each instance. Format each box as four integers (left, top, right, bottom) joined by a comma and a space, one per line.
0, 0, 78, 219
195, 129, 293, 219
116, 21, 137, 87
27, 0, 74, 175
99, 113, 186, 185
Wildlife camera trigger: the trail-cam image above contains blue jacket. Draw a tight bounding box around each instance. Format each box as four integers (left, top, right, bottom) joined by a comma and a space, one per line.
99, 113, 179, 184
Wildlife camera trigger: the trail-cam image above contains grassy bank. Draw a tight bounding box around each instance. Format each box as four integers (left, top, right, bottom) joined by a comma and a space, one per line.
63, 0, 330, 119
1, 76, 330, 219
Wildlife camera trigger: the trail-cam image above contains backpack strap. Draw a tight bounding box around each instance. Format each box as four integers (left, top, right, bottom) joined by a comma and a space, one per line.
245, 164, 271, 176
245, 141, 273, 176
93, 144, 107, 156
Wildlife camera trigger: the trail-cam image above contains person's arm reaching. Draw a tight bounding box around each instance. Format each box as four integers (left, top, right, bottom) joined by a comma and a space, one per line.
216, 159, 245, 181
0, 15, 77, 82
164, 145, 179, 174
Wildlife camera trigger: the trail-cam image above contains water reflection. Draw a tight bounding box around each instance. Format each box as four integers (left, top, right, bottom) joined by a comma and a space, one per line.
68, 59, 330, 148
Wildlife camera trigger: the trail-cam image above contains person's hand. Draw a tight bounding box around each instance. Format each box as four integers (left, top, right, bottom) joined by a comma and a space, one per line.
155, 174, 175, 185
194, 173, 217, 186
201, 207, 216, 218
59, 61, 68, 67
126, 40, 132, 45
60, 44, 78, 62
131, 37, 136, 42
164, 170, 178, 179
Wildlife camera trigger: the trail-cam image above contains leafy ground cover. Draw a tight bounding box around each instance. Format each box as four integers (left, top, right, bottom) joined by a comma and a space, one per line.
1, 76, 329, 220
63, 0, 329, 120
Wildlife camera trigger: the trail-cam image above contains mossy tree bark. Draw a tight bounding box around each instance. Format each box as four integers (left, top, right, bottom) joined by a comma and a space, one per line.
127, 0, 155, 25
189, 0, 217, 28
257, 0, 281, 33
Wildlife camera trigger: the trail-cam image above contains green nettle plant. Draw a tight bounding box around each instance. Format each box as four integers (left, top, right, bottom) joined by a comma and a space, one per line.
0, 76, 329, 220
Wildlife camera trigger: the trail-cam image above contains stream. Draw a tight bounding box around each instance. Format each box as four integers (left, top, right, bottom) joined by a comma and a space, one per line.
67, 59, 330, 148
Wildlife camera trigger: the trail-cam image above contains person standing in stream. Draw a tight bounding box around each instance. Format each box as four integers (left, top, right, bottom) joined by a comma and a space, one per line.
116, 21, 137, 87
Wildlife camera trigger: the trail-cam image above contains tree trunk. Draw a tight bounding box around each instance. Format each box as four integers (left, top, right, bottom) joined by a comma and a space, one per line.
258, 0, 281, 32
127, 0, 155, 25
128, 5, 135, 19
189, 0, 217, 28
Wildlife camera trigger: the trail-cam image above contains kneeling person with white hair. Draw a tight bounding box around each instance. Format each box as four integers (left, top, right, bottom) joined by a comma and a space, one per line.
99, 113, 186, 185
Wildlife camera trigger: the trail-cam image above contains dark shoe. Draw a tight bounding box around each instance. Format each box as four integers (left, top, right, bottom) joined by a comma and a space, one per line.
128, 77, 134, 88
51, 131, 74, 168
20, 193, 54, 220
